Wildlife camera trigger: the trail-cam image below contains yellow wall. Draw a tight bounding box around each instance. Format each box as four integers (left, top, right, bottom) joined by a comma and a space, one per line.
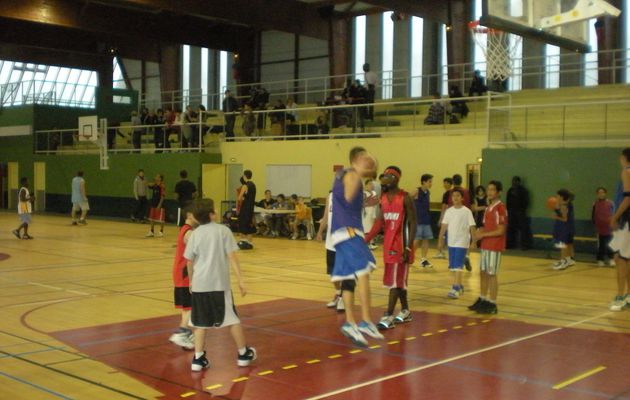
217, 134, 486, 204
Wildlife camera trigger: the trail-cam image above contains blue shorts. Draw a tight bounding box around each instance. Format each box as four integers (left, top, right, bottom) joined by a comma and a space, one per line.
331, 235, 376, 282
19, 213, 32, 224
414, 224, 433, 240
448, 247, 467, 270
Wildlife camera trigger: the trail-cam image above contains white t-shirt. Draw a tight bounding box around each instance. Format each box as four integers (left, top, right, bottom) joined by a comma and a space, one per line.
18, 187, 31, 214
325, 192, 335, 251
184, 223, 239, 292
442, 206, 475, 248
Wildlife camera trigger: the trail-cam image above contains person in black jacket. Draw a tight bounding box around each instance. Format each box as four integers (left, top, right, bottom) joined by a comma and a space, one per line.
222, 90, 239, 140
506, 176, 532, 250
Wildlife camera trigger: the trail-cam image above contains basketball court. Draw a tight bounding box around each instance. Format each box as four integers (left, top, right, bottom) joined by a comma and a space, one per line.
1, 214, 628, 399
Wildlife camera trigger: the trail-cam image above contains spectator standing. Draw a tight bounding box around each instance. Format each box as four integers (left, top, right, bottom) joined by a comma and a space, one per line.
12, 177, 34, 239
286, 98, 298, 123
413, 173, 434, 268
592, 187, 615, 267
174, 170, 197, 227
146, 174, 166, 237
472, 185, 488, 227
424, 93, 446, 125
363, 63, 378, 120
71, 171, 89, 225
152, 109, 166, 152
132, 169, 148, 222
223, 90, 239, 140
506, 176, 532, 250
237, 170, 257, 249
131, 111, 142, 153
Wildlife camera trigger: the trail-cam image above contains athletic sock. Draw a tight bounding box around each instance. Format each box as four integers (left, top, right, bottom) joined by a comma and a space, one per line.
400, 289, 409, 310
387, 289, 399, 315
195, 351, 204, 359
238, 347, 247, 355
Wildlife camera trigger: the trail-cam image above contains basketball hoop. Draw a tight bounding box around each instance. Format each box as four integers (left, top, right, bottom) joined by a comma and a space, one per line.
468, 20, 522, 81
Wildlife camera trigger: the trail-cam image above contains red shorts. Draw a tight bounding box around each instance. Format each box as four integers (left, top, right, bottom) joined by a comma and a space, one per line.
149, 207, 165, 222
383, 262, 409, 289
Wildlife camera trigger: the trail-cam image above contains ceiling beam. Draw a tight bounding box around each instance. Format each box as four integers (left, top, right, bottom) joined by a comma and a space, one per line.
362, 0, 449, 23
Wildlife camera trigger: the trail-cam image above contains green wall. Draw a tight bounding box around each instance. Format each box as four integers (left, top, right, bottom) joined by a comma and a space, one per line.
482, 147, 621, 238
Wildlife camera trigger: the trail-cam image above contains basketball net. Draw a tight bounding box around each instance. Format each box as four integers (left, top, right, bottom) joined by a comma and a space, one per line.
469, 20, 522, 81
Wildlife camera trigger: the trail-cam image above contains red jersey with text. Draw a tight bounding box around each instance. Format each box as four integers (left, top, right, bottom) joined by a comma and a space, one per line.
381, 191, 412, 264
481, 200, 508, 251
173, 224, 193, 287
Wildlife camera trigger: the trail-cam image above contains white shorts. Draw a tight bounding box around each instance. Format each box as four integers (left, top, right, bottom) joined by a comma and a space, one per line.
72, 201, 90, 212
610, 224, 630, 260
480, 250, 502, 275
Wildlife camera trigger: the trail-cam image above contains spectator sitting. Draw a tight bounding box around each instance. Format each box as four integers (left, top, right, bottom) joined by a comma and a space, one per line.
469, 70, 488, 97
256, 189, 276, 235
315, 110, 330, 135
291, 196, 314, 240
241, 105, 256, 138
286, 98, 298, 123
424, 93, 446, 125
449, 85, 469, 118
270, 99, 287, 135
270, 194, 290, 237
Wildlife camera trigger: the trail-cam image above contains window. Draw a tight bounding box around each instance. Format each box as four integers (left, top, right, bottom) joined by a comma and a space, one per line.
201, 47, 209, 109
624, 0, 630, 83
182, 45, 191, 104
382, 12, 394, 99
112, 58, 127, 89
440, 24, 448, 95
545, 45, 560, 89
410, 16, 424, 97
354, 16, 367, 77
219, 50, 228, 102
584, 19, 598, 86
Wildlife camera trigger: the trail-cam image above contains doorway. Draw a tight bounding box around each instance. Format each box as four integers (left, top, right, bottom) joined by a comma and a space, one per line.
34, 162, 46, 212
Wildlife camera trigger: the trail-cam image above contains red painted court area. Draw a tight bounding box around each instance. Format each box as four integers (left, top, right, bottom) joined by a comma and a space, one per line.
51, 299, 630, 400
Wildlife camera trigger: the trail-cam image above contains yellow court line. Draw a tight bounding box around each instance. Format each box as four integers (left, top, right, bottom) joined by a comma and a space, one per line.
349, 349, 363, 354
453, 325, 463, 329
206, 384, 223, 390
368, 345, 381, 349
180, 392, 196, 398
306, 359, 321, 364
553, 366, 607, 390
232, 377, 249, 383
421, 332, 433, 337
404, 336, 416, 341
328, 354, 342, 359
482, 320, 491, 323
438, 329, 448, 333
467, 322, 477, 326
387, 340, 400, 345
282, 364, 298, 370
258, 370, 274, 376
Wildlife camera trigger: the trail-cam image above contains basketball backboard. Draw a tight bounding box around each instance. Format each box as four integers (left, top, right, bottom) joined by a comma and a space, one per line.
480, 0, 621, 52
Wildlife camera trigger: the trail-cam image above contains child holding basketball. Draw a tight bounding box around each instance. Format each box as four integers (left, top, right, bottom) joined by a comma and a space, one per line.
146, 174, 165, 238
437, 189, 476, 298
12, 177, 34, 240
364, 166, 416, 329
592, 187, 615, 267
551, 189, 576, 270
168, 207, 199, 350
470, 181, 506, 314
185, 199, 256, 371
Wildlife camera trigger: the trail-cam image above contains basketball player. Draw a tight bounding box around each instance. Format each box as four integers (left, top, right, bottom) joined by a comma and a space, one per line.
169, 206, 198, 349
364, 166, 416, 329
330, 146, 383, 346
237, 170, 256, 249
316, 190, 344, 311
13, 177, 34, 239
609, 148, 630, 311
71, 171, 89, 225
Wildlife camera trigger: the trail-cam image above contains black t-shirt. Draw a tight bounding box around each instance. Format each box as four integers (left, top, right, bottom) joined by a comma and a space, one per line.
242, 181, 256, 212
257, 198, 276, 208
175, 179, 196, 206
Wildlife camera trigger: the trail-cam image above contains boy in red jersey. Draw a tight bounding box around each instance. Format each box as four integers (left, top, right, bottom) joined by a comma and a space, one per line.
365, 166, 417, 329
469, 181, 507, 314
168, 207, 199, 349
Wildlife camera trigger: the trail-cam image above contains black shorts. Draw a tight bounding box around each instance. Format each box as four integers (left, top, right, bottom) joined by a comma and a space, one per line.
174, 287, 192, 310
238, 209, 256, 234
190, 291, 240, 328
326, 249, 336, 275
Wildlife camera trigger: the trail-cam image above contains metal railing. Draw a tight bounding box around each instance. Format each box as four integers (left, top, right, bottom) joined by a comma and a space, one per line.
139, 47, 630, 112
487, 98, 630, 147
0, 79, 97, 108
34, 93, 506, 154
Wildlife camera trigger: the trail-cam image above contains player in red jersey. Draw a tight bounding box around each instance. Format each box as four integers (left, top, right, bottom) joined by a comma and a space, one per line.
168, 207, 199, 349
470, 180, 507, 314
365, 166, 417, 329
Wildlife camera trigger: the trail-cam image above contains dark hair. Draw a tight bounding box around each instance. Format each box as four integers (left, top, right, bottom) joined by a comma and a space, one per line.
488, 180, 503, 192
239, 177, 246, 185
596, 186, 607, 193
421, 174, 433, 183
384, 165, 402, 176
475, 185, 486, 196
452, 174, 463, 186
443, 177, 453, 185
20, 177, 28, 185
244, 170, 253, 179
349, 146, 366, 162
264, 189, 271, 194
77, 171, 84, 177
138, 169, 144, 173
156, 174, 164, 181
512, 176, 521, 184
277, 194, 285, 200
193, 199, 215, 224
451, 188, 464, 198
557, 189, 574, 202
290, 194, 298, 200
180, 170, 188, 179
622, 148, 630, 162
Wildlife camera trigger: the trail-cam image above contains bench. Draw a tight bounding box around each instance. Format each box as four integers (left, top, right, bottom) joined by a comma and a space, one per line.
533, 233, 597, 258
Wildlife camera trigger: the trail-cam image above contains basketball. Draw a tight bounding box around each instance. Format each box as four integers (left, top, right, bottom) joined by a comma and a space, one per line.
546, 196, 558, 210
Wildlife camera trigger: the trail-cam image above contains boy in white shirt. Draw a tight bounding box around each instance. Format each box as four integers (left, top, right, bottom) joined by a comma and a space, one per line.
13, 177, 34, 240
184, 199, 257, 371
437, 189, 476, 298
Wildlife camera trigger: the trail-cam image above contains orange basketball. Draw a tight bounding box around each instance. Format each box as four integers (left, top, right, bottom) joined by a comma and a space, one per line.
546, 196, 558, 210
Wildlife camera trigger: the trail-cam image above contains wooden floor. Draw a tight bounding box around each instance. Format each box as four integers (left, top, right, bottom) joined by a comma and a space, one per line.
1, 212, 629, 400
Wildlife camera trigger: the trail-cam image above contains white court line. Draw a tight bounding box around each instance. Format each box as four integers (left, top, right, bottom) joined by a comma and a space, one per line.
305, 312, 611, 400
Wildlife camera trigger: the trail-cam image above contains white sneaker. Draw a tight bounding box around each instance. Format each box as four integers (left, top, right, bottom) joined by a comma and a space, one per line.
608, 259, 616, 267
341, 323, 368, 346
326, 295, 340, 308
597, 260, 606, 267
377, 314, 395, 330
307, 234, 313, 240
565, 258, 575, 267
394, 309, 412, 323
145, 231, 154, 237
552, 260, 568, 270
368, 244, 378, 250
434, 251, 446, 259
609, 295, 627, 311
336, 297, 345, 311
447, 287, 461, 299
156, 231, 164, 238
358, 321, 384, 339
169, 332, 194, 349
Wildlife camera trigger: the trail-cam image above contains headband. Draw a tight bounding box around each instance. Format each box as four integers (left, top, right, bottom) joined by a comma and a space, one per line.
383, 168, 401, 180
